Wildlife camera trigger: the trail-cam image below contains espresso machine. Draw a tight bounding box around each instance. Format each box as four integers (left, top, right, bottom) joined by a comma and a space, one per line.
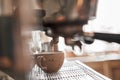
0, 0, 120, 80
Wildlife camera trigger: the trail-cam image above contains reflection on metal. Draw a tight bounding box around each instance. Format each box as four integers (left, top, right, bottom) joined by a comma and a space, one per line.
89, 0, 98, 19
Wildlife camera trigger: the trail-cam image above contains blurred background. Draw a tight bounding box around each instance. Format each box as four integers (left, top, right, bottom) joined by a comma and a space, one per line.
0, 0, 120, 80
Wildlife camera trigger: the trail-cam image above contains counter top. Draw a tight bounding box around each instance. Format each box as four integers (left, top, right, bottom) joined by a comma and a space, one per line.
66, 53, 120, 62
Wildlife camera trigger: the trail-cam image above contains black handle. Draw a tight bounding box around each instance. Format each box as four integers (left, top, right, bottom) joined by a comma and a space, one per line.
93, 33, 120, 44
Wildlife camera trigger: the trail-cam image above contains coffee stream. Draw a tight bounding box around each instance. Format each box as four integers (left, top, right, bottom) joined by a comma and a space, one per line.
41, 38, 58, 52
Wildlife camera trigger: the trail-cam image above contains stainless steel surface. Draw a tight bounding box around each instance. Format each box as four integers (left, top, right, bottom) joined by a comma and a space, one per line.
28, 60, 111, 80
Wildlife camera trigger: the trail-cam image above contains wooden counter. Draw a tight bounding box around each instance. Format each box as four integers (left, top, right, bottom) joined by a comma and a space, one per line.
84, 60, 120, 80
67, 54, 120, 80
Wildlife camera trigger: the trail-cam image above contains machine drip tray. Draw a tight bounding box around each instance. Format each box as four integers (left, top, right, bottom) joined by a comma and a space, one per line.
28, 60, 111, 80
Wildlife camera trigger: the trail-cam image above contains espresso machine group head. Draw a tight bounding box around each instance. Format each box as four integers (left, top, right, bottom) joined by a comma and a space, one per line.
39, 0, 120, 48
37, 0, 98, 49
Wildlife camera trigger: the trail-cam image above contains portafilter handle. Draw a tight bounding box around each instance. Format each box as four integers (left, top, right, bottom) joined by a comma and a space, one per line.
83, 32, 120, 44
